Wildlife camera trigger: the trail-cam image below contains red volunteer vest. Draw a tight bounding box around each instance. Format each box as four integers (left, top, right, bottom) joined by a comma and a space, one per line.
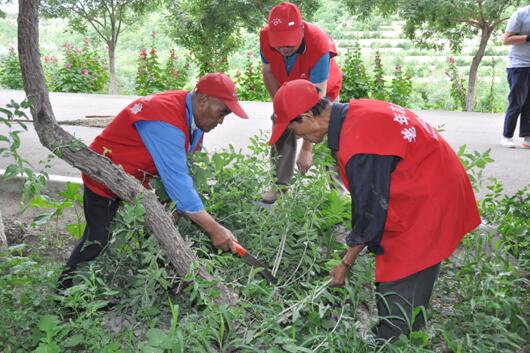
260, 21, 343, 101
83, 90, 203, 198
336, 99, 481, 282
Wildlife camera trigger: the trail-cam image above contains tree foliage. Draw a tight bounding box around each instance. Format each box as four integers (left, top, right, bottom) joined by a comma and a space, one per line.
164, 0, 321, 75
341, 0, 523, 111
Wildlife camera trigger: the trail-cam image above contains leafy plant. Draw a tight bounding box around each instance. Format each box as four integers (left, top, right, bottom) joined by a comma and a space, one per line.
0, 47, 24, 89
445, 56, 467, 111
340, 42, 371, 100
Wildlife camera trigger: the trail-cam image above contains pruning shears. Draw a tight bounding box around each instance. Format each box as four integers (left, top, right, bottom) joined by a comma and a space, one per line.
232, 241, 278, 284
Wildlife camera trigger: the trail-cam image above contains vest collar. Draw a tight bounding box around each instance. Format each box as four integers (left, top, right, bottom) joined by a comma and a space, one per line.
327, 102, 349, 152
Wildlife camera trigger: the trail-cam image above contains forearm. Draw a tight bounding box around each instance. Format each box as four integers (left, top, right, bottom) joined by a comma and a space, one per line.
185, 210, 220, 235
301, 139, 313, 151
262, 68, 279, 100
341, 244, 364, 266
503, 33, 529, 45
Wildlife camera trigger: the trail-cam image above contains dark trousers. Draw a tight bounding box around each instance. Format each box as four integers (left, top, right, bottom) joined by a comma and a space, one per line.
503, 67, 530, 138
65, 186, 120, 269
373, 263, 441, 342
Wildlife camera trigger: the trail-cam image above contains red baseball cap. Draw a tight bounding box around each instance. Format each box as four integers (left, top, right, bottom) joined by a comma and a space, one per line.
195, 73, 249, 119
269, 79, 320, 145
267, 2, 303, 48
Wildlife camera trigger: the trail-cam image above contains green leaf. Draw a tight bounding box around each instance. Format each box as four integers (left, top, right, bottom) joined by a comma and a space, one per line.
146, 328, 168, 347
37, 314, 60, 337
66, 223, 86, 239
32, 212, 55, 225
3, 164, 21, 179
35, 342, 60, 353
63, 334, 84, 348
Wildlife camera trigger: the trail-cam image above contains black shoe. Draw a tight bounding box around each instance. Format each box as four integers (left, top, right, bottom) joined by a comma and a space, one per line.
57, 266, 75, 292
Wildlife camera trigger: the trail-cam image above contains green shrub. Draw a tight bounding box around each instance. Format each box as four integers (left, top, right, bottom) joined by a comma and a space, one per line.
445, 56, 467, 111
0, 47, 23, 89
339, 42, 371, 100
340, 44, 413, 106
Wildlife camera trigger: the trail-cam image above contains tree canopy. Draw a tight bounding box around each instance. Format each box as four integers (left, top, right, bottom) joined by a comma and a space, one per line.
342, 0, 523, 111
164, 0, 321, 75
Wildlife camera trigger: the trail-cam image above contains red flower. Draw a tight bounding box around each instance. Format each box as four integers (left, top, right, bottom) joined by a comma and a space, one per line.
139, 48, 147, 58
65, 63, 72, 69
150, 48, 157, 56
447, 56, 456, 64
82, 69, 89, 75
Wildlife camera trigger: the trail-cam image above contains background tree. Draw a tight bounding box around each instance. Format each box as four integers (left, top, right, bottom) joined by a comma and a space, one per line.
164, 0, 320, 76
342, 0, 522, 111
18, 0, 235, 305
41, 0, 158, 94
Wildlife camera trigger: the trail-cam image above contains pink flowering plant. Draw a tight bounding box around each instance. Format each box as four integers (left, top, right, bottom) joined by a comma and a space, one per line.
136, 45, 192, 96
136, 47, 165, 95
234, 51, 269, 101
163, 49, 191, 91
53, 40, 109, 93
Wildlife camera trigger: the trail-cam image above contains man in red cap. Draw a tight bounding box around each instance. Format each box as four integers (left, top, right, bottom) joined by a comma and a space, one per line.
269, 79, 481, 342
58, 73, 249, 289
260, 1, 343, 204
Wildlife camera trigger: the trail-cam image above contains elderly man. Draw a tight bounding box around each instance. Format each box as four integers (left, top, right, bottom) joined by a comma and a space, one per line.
269, 79, 481, 342
58, 73, 249, 289
501, 5, 530, 148
259, 1, 343, 203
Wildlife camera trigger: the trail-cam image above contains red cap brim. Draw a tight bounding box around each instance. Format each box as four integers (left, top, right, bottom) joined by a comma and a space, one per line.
224, 99, 249, 119
268, 28, 303, 48
268, 121, 289, 145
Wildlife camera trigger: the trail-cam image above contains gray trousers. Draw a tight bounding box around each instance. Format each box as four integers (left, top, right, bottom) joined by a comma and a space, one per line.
373, 263, 441, 342
270, 121, 347, 194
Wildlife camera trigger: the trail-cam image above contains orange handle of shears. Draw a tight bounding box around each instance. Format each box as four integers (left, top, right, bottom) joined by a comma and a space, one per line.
232, 241, 247, 257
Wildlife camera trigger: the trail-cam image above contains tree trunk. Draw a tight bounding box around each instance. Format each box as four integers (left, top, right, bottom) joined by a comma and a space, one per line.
17, 0, 235, 305
108, 40, 118, 95
0, 209, 6, 250
465, 26, 493, 112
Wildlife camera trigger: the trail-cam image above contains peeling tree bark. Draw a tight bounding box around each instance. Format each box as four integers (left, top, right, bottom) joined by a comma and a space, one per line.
17, 0, 235, 305
0, 209, 6, 250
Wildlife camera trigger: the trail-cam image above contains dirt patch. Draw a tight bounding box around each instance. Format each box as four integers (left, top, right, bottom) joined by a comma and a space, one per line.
3, 217, 77, 262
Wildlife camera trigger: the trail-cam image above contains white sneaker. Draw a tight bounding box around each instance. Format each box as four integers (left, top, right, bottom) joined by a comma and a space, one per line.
522, 137, 530, 149
500, 137, 516, 148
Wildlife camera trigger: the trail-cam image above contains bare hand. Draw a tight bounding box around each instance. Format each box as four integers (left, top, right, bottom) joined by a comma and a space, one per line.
210, 225, 237, 253
330, 263, 349, 287
296, 149, 313, 174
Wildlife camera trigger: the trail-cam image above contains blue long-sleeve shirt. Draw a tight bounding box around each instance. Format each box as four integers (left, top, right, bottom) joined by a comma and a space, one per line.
134, 93, 204, 213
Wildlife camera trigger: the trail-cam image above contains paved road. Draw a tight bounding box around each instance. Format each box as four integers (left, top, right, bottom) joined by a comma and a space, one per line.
1, 89, 529, 196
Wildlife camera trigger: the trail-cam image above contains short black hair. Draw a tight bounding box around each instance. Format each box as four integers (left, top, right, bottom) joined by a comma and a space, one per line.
291, 94, 330, 124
